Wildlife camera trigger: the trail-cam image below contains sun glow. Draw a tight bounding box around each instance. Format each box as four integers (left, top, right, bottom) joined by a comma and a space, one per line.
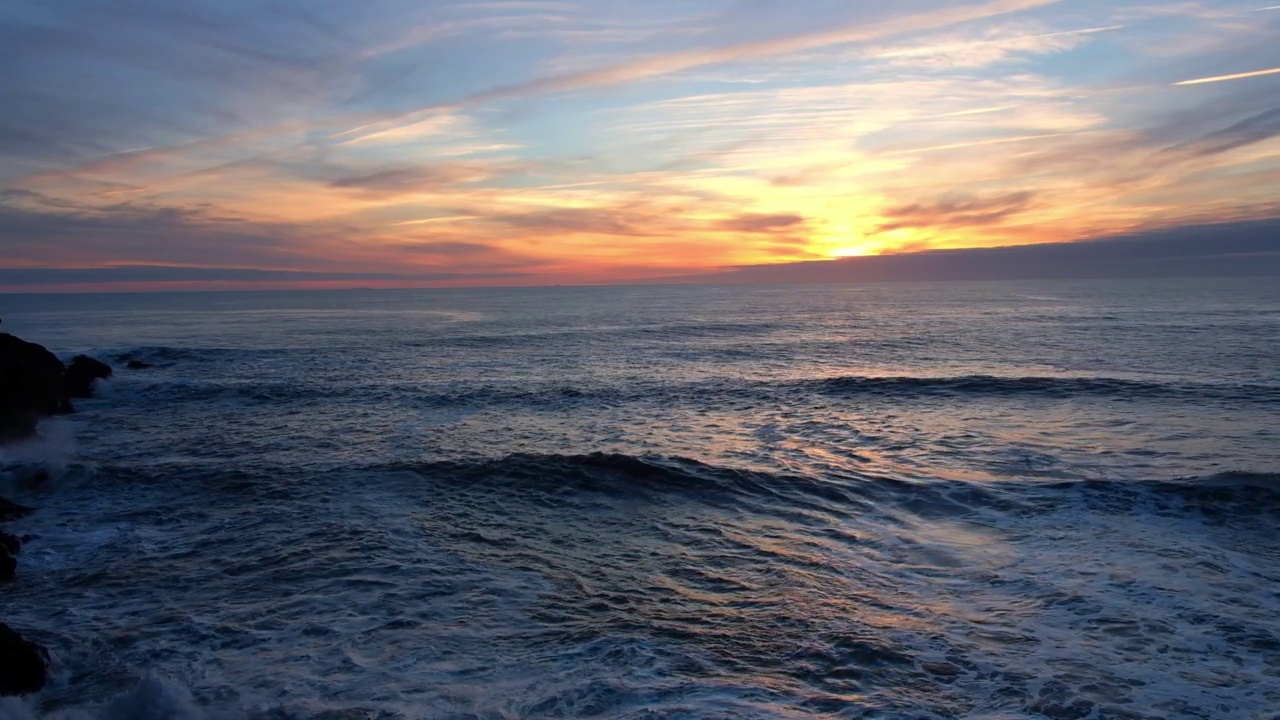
830, 246, 874, 258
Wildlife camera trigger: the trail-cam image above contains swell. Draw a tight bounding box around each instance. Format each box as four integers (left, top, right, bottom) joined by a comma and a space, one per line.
112, 372, 1280, 409
1041, 470, 1280, 520
123, 379, 618, 408
421, 321, 791, 347
387, 452, 795, 501
378, 453, 1280, 521
802, 374, 1280, 403
113, 346, 299, 364
14, 446, 1276, 522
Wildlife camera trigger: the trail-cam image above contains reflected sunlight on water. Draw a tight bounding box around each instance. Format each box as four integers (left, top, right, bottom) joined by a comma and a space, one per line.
1, 278, 1278, 718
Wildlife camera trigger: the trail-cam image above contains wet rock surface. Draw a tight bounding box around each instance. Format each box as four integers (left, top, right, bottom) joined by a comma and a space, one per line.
0, 623, 48, 696
64, 354, 114, 399
0, 333, 72, 441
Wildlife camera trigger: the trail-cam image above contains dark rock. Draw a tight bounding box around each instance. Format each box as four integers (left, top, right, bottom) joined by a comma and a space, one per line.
0, 624, 49, 696
0, 333, 71, 441
0, 531, 19, 556
64, 354, 113, 399
0, 527, 20, 584
0, 497, 33, 522
126, 359, 153, 370
0, 529, 20, 581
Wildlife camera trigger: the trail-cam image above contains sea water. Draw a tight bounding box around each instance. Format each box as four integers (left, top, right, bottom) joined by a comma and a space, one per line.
0, 278, 1277, 719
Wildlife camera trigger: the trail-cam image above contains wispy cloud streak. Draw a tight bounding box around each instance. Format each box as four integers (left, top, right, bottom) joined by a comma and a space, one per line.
338, 0, 1059, 140
1175, 67, 1280, 85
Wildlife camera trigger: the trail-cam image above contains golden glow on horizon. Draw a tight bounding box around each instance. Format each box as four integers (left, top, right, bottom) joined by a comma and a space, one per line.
830, 247, 874, 258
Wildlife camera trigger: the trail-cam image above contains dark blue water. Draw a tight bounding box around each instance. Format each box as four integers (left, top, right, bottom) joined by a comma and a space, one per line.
1, 279, 1278, 719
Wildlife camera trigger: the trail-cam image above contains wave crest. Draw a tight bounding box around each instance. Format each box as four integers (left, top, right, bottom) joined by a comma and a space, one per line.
384, 453, 1280, 520
807, 374, 1280, 402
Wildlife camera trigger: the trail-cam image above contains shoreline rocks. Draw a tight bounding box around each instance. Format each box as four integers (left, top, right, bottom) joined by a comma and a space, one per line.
65, 355, 114, 398
0, 333, 73, 442
0, 497, 48, 696
2, 327, 110, 696
1, 330, 113, 442
0, 623, 49, 696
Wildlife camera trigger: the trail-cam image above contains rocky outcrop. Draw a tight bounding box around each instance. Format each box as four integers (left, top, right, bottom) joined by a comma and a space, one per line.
2, 332, 111, 585
0, 333, 72, 442
126, 359, 153, 370
0, 623, 49, 696
1, 331, 113, 442
64, 354, 113, 399
1, 327, 103, 697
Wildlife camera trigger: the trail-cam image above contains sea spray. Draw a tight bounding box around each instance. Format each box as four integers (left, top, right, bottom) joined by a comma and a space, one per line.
0, 418, 77, 483
0, 676, 201, 720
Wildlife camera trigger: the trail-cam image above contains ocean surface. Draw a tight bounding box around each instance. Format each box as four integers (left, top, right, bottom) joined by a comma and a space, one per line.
1, 278, 1278, 720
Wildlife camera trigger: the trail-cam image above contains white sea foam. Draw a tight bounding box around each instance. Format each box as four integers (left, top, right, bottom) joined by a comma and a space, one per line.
99, 675, 202, 720
0, 676, 201, 720
0, 419, 77, 469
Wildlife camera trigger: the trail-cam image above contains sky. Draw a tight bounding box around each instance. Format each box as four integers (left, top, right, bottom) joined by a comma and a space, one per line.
1, 0, 1278, 291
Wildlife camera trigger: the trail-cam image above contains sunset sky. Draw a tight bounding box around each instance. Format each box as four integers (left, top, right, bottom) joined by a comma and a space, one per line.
2, 0, 1278, 290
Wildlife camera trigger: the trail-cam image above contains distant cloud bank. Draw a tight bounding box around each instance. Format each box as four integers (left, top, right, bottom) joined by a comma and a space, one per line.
0, 266, 522, 291
3, 217, 1276, 292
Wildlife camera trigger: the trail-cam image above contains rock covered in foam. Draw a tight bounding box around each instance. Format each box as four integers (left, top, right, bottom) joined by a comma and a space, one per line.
64, 355, 113, 399
0, 624, 48, 696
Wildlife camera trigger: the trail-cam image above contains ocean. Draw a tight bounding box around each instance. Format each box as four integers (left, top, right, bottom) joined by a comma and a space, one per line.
0, 278, 1278, 720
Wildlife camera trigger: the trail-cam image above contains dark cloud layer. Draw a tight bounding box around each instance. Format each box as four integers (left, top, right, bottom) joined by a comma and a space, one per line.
1172, 106, 1280, 159
0, 265, 521, 287
684, 217, 1280, 284
0, 192, 307, 268
717, 213, 806, 233
878, 191, 1036, 232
